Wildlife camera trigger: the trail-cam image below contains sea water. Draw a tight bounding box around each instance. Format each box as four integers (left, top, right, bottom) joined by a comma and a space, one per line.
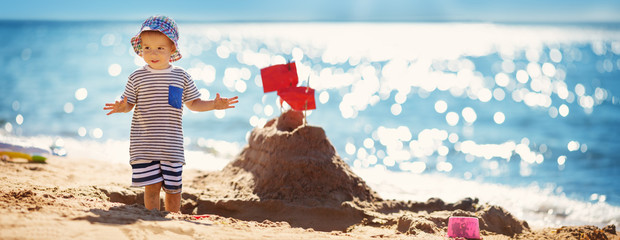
1, 21, 619, 228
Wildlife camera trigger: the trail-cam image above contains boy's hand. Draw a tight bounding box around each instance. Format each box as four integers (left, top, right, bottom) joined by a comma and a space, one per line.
213, 93, 239, 110
104, 96, 132, 115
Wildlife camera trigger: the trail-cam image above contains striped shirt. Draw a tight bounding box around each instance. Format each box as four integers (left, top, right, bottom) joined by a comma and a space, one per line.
122, 65, 201, 164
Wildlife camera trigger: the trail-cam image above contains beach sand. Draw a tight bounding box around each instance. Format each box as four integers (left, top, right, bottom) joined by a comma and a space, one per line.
1, 111, 617, 240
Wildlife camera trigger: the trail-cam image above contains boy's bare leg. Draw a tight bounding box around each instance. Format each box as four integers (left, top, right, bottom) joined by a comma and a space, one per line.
165, 192, 181, 213
144, 182, 162, 210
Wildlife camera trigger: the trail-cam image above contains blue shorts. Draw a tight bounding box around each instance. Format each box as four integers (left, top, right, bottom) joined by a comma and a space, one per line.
130, 160, 183, 194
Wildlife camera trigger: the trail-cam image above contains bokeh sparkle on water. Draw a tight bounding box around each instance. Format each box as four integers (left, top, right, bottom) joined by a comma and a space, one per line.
1, 21, 619, 215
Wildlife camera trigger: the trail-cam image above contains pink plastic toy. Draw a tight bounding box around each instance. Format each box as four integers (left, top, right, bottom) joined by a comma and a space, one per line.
447, 217, 480, 239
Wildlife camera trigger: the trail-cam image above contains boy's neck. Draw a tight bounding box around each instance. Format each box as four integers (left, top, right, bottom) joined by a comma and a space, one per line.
146, 64, 172, 71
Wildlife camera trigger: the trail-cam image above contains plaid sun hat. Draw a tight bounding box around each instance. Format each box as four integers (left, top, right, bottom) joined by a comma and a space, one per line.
131, 15, 182, 62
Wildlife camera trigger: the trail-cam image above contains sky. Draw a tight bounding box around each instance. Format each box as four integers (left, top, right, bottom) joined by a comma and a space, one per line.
1, 0, 619, 23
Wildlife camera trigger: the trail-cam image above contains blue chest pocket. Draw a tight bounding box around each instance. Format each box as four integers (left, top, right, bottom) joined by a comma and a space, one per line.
168, 85, 183, 109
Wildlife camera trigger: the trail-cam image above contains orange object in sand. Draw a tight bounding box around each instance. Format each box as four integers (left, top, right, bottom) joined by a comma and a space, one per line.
260, 62, 298, 93
191, 215, 210, 220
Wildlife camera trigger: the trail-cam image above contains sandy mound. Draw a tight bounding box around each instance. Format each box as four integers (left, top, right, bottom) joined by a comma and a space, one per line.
374, 197, 529, 237
190, 110, 381, 230
195, 110, 380, 206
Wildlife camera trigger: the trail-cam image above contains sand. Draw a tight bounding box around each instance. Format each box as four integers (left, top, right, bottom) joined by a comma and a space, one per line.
0, 110, 617, 239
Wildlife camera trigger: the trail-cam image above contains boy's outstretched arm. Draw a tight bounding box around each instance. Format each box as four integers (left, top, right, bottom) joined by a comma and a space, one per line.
104, 96, 135, 115
186, 93, 239, 112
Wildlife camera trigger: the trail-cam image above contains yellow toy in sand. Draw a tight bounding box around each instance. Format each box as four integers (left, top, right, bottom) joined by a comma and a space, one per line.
0, 151, 47, 163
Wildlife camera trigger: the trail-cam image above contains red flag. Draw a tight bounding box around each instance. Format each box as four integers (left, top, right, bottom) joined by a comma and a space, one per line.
277, 86, 316, 111
260, 62, 298, 93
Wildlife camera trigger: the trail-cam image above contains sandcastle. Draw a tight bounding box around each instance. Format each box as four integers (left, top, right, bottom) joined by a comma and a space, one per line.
224, 110, 380, 205
189, 110, 382, 230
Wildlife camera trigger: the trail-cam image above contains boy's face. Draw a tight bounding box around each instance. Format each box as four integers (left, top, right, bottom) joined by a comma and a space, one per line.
140, 31, 175, 70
